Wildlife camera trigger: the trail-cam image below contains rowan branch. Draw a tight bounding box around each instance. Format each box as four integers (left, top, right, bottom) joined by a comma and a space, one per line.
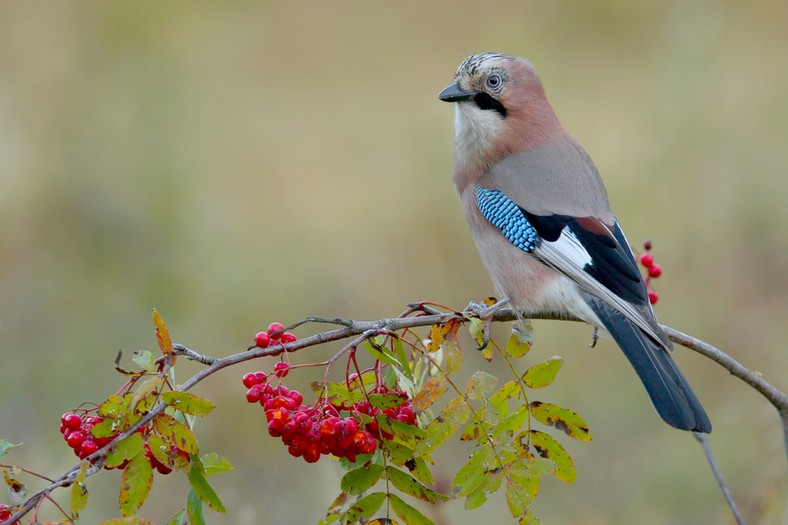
5, 304, 785, 525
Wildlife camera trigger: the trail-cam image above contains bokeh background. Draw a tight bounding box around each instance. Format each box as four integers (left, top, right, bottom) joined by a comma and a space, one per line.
1, 2, 786, 524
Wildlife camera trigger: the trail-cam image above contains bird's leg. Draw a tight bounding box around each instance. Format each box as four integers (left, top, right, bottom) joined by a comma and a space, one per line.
589, 327, 599, 348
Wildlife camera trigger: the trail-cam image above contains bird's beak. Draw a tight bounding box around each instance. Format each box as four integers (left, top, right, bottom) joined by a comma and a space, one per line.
438, 83, 478, 103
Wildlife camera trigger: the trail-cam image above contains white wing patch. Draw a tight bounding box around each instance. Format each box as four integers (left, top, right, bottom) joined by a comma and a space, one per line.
534, 227, 667, 347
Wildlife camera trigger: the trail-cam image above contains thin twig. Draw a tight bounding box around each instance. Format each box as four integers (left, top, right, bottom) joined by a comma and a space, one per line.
694, 433, 744, 525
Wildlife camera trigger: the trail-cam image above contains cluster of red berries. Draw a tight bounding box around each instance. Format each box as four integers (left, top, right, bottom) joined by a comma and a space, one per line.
254, 322, 297, 350
59, 411, 113, 461
638, 240, 662, 304
59, 411, 177, 474
0, 503, 12, 522
243, 371, 416, 464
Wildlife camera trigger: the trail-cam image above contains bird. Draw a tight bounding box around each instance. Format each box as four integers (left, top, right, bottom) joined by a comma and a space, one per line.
438, 52, 711, 433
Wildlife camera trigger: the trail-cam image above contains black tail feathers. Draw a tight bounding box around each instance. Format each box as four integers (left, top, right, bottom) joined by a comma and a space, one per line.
587, 297, 712, 433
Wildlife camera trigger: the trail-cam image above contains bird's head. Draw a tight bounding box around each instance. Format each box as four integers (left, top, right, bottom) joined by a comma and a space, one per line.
439, 53, 560, 168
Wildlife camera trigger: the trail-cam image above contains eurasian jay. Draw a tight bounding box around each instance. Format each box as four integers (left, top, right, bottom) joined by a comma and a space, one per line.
439, 52, 711, 433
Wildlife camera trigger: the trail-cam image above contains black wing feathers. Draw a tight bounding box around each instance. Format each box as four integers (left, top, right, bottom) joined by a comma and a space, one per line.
523, 211, 646, 304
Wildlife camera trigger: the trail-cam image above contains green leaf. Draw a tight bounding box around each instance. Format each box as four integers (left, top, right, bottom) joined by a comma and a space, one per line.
100, 394, 132, 419
367, 392, 408, 410
443, 335, 463, 374
529, 430, 576, 483
451, 444, 495, 497
529, 402, 592, 441
505, 331, 530, 358
200, 453, 233, 477
91, 417, 120, 438
132, 350, 157, 372
341, 464, 384, 495
165, 508, 188, 525
380, 440, 414, 467
153, 413, 200, 454
312, 381, 365, 406
0, 439, 21, 459
468, 317, 486, 347
376, 415, 425, 444
119, 452, 153, 516
505, 477, 536, 518
144, 434, 169, 466
441, 396, 471, 425
131, 376, 164, 413
391, 336, 414, 382
344, 492, 386, 525
492, 405, 530, 438
489, 380, 522, 419
388, 492, 434, 525
162, 391, 215, 417
387, 467, 447, 504
105, 433, 144, 469
153, 307, 173, 355
413, 375, 448, 412
522, 357, 563, 389
508, 454, 556, 479
519, 509, 541, 525
414, 417, 457, 456
464, 467, 503, 510
465, 371, 499, 400
406, 457, 434, 485
70, 460, 89, 518
187, 488, 205, 525
363, 341, 401, 368
188, 456, 227, 513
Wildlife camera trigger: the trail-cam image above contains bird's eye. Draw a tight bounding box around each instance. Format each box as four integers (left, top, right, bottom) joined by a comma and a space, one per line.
486, 74, 502, 90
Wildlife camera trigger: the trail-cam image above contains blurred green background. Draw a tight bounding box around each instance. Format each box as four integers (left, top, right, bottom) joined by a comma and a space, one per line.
1, 2, 786, 524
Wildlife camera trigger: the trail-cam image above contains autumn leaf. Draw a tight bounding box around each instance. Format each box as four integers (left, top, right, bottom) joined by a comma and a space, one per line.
152, 308, 173, 357
529, 402, 591, 441
119, 452, 153, 516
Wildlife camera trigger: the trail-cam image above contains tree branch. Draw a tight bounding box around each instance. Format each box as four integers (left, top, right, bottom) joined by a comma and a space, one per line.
5, 305, 786, 525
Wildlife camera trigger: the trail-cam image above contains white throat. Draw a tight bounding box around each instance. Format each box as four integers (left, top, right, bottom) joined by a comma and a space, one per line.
453, 103, 504, 168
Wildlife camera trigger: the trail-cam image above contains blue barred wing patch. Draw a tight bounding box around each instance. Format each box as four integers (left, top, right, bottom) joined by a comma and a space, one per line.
475, 185, 539, 252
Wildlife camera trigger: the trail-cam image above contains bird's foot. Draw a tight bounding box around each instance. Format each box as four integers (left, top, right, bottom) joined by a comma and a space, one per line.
464, 297, 509, 320
464, 298, 509, 350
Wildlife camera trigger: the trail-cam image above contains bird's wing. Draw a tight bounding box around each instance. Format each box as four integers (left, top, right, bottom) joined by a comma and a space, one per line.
476, 143, 671, 349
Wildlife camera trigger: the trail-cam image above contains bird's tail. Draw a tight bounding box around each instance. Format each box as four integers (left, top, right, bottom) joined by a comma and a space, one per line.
586, 297, 712, 433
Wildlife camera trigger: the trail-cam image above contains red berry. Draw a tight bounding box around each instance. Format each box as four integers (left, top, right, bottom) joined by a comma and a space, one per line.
648, 263, 662, 278
274, 362, 290, 378
66, 431, 85, 449
639, 253, 654, 268
0, 503, 11, 520
254, 331, 271, 348
267, 322, 284, 339
648, 291, 659, 304
303, 442, 322, 463
246, 386, 263, 403
79, 440, 98, 458
280, 332, 297, 344
63, 412, 82, 431
643, 240, 652, 251
242, 372, 258, 388
286, 389, 303, 406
